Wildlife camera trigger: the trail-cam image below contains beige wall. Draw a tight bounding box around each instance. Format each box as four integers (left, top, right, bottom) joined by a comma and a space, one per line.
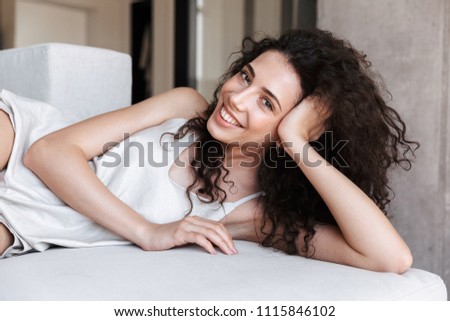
15, 1, 87, 47
318, 0, 450, 293
1, 0, 130, 53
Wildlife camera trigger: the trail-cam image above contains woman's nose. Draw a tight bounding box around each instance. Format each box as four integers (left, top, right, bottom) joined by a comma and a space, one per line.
229, 88, 252, 112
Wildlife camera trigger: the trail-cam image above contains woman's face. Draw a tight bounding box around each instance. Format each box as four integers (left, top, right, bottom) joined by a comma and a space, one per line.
207, 50, 302, 150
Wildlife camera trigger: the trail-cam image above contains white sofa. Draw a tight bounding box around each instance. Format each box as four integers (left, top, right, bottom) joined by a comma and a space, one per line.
0, 43, 447, 300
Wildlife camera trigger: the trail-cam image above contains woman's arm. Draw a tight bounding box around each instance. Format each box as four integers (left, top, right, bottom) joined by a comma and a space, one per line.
35, 87, 208, 161
24, 88, 237, 255
275, 97, 413, 273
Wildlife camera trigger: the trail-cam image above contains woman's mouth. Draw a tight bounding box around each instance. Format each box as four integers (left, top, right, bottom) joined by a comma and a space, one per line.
220, 106, 242, 127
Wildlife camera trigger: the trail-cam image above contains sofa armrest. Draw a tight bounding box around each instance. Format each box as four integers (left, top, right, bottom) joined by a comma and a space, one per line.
0, 43, 132, 120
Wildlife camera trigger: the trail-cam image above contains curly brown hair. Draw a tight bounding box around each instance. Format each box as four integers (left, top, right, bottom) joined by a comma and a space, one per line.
168, 28, 419, 255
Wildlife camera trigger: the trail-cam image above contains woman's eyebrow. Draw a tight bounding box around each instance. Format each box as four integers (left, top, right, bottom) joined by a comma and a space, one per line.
245, 63, 256, 78
246, 63, 282, 112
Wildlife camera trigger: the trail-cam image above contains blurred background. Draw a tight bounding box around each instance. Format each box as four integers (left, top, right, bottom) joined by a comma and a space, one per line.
1, 0, 449, 294
0, 0, 316, 102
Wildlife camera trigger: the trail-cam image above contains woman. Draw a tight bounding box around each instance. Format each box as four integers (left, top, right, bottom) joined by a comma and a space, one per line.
0, 29, 417, 273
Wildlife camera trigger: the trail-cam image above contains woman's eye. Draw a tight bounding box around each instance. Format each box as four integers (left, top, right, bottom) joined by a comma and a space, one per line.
240, 71, 250, 85
261, 98, 273, 110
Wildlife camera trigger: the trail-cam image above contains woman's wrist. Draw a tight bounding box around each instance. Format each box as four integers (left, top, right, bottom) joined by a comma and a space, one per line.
134, 221, 160, 251
279, 134, 310, 164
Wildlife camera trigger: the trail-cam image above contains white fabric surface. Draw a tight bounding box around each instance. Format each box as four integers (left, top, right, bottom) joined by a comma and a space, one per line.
0, 241, 446, 300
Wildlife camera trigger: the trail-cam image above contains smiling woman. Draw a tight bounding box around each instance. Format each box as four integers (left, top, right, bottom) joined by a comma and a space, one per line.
162, 29, 419, 273
207, 50, 301, 148
1, 29, 417, 274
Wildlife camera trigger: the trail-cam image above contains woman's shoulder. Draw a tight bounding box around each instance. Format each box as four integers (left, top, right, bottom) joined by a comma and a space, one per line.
167, 87, 209, 112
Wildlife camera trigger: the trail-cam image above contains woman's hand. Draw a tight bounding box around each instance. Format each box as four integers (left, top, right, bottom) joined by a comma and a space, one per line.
278, 96, 330, 143
143, 216, 238, 255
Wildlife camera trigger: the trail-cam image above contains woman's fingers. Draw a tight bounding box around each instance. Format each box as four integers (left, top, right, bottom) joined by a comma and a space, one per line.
191, 216, 235, 248
186, 216, 237, 255
178, 216, 237, 255
188, 232, 217, 255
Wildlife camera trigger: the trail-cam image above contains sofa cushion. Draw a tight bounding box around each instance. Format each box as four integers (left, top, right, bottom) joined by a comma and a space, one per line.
0, 43, 131, 121
0, 241, 446, 300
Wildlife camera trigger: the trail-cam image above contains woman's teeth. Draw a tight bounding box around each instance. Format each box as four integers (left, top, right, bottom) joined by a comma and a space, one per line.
220, 107, 241, 127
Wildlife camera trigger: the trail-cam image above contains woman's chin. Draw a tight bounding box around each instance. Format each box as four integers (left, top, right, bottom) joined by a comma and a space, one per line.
206, 117, 222, 141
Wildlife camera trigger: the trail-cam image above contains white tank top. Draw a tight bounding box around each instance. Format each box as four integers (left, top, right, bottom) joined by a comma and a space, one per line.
94, 118, 262, 223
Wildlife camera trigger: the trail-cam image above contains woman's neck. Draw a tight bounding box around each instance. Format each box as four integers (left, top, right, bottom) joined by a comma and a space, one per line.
223, 143, 264, 177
